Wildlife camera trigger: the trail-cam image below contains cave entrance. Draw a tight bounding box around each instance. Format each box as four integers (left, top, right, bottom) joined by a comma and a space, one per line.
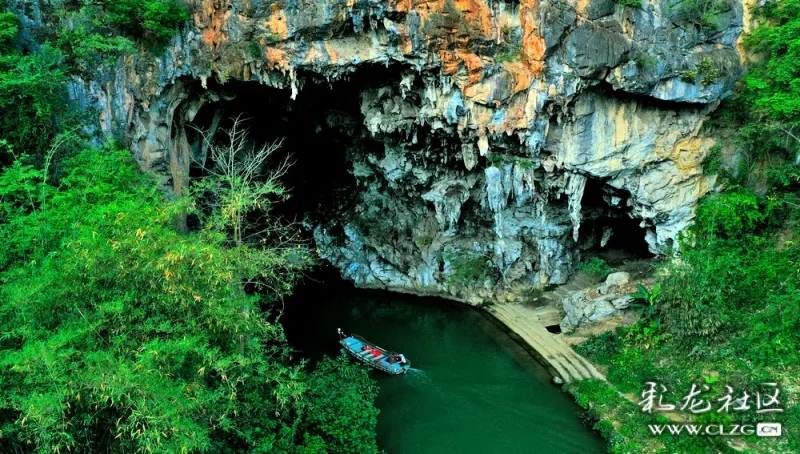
578, 177, 653, 266
185, 65, 398, 228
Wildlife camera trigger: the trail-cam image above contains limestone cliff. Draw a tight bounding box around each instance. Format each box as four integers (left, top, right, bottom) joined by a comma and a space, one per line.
13, 0, 745, 303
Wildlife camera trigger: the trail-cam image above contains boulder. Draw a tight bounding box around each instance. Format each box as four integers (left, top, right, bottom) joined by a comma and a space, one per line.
606, 271, 631, 287
561, 291, 625, 330
612, 295, 634, 310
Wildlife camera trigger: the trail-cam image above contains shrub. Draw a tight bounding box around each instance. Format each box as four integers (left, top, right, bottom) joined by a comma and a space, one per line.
103, 0, 190, 46
697, 57, 720, 85
679, 57, 720, 85
671, 0, 733, 35
495, 43, 521, 63
578, 257, 612, 281
0, 43, 71, 164
300, 357, 380, 454
766, 163, 800, 190
0, 147, 375, 453
632, 52, 657, 71
56, 18, 136, 72
0, 12, 18, 49
444, 248, 492, 287
680, 69, 699, 83
618, 0, 643, 8
49, 0, 189, 72
693, 190, 767, 240
629, 284, 660, 322
575, 331, 619, 362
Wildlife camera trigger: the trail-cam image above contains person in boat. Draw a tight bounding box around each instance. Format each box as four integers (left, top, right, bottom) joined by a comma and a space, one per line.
362, 344, 371, 351
387, 352, 398, 364
399, 353, 407, 365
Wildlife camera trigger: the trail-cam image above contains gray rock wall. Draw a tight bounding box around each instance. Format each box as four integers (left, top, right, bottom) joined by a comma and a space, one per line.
9, 0, 743, 303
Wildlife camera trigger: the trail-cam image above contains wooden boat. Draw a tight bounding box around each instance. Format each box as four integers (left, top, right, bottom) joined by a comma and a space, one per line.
338, 328, 411, 375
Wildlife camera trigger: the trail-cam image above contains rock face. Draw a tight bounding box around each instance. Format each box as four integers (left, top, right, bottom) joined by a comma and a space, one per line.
560, 273, 637, 331
12, 0, 744, 303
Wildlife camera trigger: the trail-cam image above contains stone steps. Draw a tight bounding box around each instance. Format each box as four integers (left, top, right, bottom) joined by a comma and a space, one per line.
542, 272, 597, 305
489, 303, 604, 383
527, 306, 563, 326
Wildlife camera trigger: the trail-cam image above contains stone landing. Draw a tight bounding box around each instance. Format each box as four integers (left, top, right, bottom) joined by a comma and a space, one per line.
487, 272, 605, 383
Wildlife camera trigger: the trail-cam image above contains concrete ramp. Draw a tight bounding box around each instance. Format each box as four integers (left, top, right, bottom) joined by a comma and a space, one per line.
489, 303, 604, 383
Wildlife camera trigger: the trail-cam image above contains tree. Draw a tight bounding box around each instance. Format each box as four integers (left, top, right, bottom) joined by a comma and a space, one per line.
191, 115, 311, 299
0, 147, 377, 453
192, 116, 293, 244
0, 13, 71, 165
741, 0, 800, 158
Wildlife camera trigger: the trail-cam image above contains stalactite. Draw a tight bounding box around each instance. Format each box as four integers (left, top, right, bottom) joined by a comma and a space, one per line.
566, 173, 587, 242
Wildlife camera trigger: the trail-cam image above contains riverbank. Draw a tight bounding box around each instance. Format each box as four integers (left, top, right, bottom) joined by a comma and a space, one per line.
281, 281, 607, 453
476, 269, 673, 453
497, 259, 800, 454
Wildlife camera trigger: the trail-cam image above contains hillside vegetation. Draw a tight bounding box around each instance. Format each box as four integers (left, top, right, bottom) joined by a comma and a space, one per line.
0, 10, 380, 453
569, 2, 800, 452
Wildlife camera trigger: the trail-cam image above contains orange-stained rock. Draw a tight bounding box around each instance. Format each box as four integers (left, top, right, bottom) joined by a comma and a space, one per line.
456, 50, 485, 86
200, 0, 233, 51
265, 3, 289, 40
501, 61, 533, 96
265, 47, 291, 72
518, 0, 545, 75
452, 0, 494, 39
388, 0, 413, 13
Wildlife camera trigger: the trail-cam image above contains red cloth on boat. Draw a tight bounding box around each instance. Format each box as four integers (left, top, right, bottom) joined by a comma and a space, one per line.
371, 349, 381, 356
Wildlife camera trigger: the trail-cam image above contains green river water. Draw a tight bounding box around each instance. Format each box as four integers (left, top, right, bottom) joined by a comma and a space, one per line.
283, 281, 607, 454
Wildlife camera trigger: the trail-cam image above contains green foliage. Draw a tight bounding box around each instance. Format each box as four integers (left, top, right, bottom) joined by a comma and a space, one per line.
415, 233, 434, 248
629, 284, 660, 322
56, 15, 136, 72
100, 0, 190, 46
670, 0, 733, 35
42, 0, 189, 72
766, 162, 800, 190
574, 331, 619, 362
693, 189, 770, 239
488, 153, 536, 168
570, 4, 800, 452
568, 379, 674, 454
443, 248, 491, 287
632, 52, 657, 71
0, 148, 378, 452
679, 69, 698, 83
0, 12, 18, 49
618, 0, 643, 8
743, 0, 800, 126
300, 357, 380, 454
577, 256, 612, 281
701, 143, 723, 175
680, 57, 720, 85
0, 43, 72, 165
245, 39, 263, 59
621, 319, 667, 352
494, 43, 521, 63
696, 57, 720, 84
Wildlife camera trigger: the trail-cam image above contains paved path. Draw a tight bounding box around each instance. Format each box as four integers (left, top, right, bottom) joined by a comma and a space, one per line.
488, 272, 605, 383
540, 272, 597, 304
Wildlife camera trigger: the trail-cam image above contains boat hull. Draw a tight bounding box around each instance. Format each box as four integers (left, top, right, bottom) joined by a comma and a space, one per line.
340, 335, 410, 375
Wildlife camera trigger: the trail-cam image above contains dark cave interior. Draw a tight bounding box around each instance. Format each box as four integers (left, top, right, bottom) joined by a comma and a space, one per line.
183, 67, 654, 270
579, 177, 653, 261
187, 65, 404, 224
